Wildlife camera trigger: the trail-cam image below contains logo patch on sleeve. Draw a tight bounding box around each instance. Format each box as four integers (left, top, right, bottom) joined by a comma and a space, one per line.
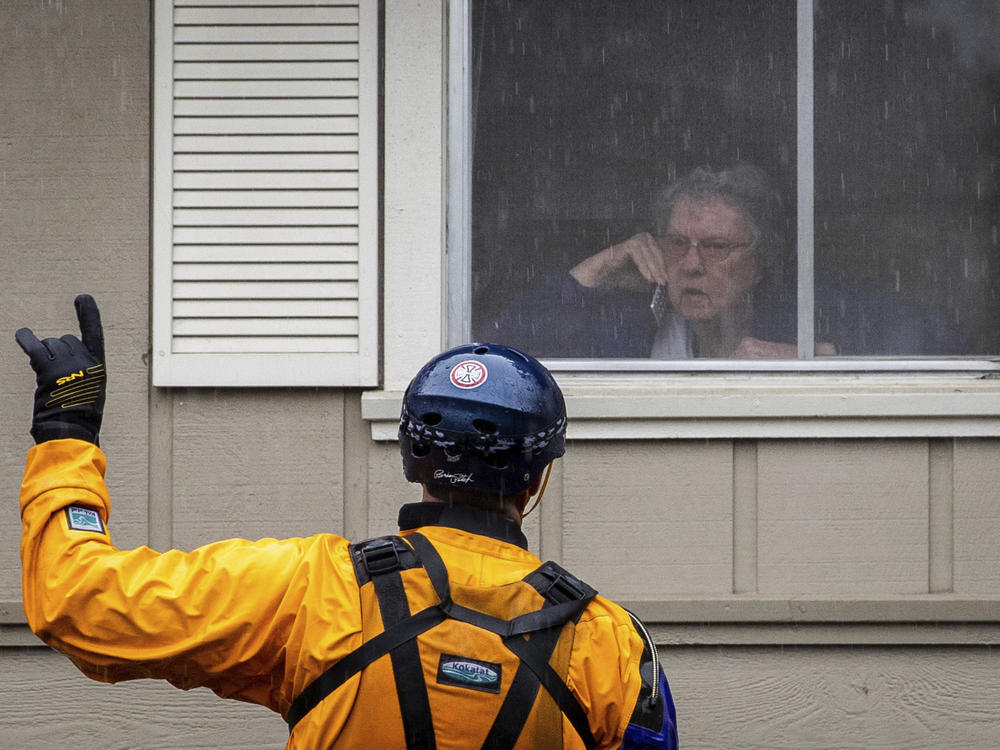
65, 506, 106, 534
437, 654, 502, 693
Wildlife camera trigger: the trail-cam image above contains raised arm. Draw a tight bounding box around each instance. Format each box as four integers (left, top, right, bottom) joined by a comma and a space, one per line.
569, 232, 667, 290
14, 296, 355, 712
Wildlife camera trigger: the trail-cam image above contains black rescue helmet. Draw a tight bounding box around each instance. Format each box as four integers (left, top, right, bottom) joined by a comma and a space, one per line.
399, 343, 567, 496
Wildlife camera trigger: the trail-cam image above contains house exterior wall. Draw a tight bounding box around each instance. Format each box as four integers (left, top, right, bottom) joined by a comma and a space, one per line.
1, 2, 998, 749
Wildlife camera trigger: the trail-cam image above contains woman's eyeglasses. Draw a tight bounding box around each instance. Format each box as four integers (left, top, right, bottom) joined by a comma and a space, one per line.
659, 233, 754, 264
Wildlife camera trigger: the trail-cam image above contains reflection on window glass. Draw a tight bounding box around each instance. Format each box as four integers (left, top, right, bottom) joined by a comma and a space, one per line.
469, 0, 1000, 359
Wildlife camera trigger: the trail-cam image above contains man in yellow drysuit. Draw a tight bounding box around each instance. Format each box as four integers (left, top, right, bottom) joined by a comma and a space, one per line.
17, 295, 678, 749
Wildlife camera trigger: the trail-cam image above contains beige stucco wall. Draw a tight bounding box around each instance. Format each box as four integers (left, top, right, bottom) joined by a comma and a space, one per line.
2, 2, 999, 748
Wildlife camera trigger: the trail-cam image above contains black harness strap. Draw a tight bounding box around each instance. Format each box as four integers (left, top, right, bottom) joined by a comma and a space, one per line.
407, 533, 597, 750
286, 606, 446, 732
406, 534, 593, 637
502, 632, 597, 750
288, 533, 598, 750
364, 539, 437, 750
480, 563, 599, 750
480, 623, 565, 750
403, 533, 450, 601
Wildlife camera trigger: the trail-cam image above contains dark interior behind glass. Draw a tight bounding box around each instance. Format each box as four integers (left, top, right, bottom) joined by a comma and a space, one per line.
469, 0, 1000, 359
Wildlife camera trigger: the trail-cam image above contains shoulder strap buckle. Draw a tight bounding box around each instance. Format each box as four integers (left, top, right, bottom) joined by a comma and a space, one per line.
533, 562, 594, 604
359, 537, 404, 577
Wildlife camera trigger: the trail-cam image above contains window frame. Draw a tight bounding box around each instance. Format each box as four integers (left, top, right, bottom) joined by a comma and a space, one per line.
367, 0, 1000, 441
445, 0, 1000, 376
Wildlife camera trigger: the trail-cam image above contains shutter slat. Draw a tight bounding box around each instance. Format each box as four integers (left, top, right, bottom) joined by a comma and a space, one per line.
174, 25, 359, 44
174, 7, 358, 24
174, 43, 359, 61
173, 226, 359, 244
173, 153, 359, 170
174, 135, 359, 152
174, 262, 358, 281
174, 245, 358, 263
174, 61, 359, 79
174, 117, 359, 135
174, 190, 358, 207
174, 208, 360, 226
176, 0, 358, 6
173, 299, 359, 318
173, 280, 359, 299
172, 336, 358, 354
174, 172, 359, 189
173, 318, 358, 336
175, 80, 358, 97
175, 99, 359, 116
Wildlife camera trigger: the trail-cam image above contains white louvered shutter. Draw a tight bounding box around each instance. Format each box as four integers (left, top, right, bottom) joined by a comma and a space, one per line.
152, 0, 378, 386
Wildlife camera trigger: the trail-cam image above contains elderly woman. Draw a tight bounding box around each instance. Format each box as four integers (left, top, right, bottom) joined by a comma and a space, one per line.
488, 163, 812, 359
567, 163, 806, 358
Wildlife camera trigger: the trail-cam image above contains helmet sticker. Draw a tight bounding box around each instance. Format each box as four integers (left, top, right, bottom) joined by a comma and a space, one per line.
450, 360, 488, 389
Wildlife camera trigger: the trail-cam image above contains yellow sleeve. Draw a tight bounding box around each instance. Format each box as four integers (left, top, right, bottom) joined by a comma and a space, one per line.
19, 439, 348, 711
566, 601, 645, 750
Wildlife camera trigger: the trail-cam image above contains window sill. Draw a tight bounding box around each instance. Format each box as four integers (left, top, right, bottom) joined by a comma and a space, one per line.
361, 373, 1000, 439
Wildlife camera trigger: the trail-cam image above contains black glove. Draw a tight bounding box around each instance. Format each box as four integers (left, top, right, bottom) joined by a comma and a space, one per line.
15, 295, 107, 445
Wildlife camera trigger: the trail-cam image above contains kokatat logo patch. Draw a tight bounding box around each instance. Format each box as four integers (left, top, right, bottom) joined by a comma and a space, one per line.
65, 506, 106, 534
437, 654, 502, 693
449, 360, 488, 389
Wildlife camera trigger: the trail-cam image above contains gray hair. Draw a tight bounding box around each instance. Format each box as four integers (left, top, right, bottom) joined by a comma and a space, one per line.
651, 164, 787, 275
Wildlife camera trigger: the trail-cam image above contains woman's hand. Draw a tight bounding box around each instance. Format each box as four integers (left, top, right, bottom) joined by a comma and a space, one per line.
569, 232, 667, 289
731, 337, 837, 358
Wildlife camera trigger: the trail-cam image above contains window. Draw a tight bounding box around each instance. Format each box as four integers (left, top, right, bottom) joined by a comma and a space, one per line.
152, 0, 379, 387
451, 0, 1000, 368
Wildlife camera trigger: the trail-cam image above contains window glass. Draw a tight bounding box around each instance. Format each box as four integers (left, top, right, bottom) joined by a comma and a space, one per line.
814, 0, 1000, 356
467, 0, 1000, 360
